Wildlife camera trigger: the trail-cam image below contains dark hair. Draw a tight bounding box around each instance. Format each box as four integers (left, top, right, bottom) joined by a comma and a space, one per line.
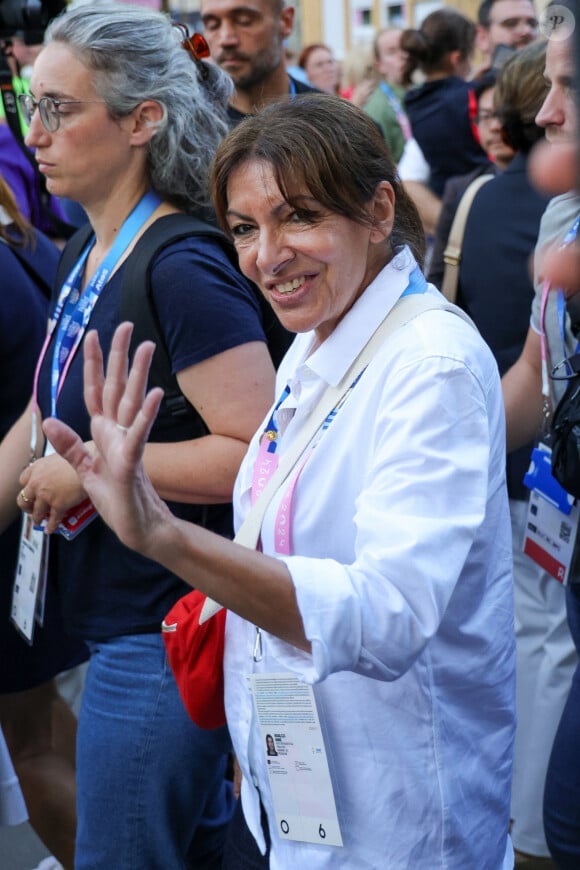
494, 40, 547, 153
401, 8, 476, 78
474, 69, 497, 101
478, 0, 495, 28
211, 94, 425, 268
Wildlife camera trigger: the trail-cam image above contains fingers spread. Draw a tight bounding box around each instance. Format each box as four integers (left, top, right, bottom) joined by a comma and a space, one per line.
84, 329, 106, 417
116, 339, 158, 429
101, 323, 133, 422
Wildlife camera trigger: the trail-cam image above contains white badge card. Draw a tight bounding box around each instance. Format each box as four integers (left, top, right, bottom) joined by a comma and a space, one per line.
248, 673, 343, 847
11, 514, 48, 643
523, 489, 580, 584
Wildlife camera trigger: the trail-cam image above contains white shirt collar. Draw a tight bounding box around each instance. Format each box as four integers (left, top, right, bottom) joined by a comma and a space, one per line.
301, 245, 417, 387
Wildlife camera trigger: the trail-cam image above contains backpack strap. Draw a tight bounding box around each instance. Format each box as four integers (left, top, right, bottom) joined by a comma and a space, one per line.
442, 173, 494, 303
55, 223, 94, 296
120, 213, 225, 420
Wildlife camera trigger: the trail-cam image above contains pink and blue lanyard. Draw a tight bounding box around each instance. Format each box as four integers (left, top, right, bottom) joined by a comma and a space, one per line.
540, 215, 580, 397
379, 81, 412, 142
31, 191, 162, 431
251, 265, 428, 556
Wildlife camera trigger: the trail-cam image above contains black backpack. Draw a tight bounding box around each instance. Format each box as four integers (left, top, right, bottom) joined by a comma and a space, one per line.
55, 213, 293, 427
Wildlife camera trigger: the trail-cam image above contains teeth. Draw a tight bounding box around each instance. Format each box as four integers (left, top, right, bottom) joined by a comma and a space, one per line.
275, 277, 304, 294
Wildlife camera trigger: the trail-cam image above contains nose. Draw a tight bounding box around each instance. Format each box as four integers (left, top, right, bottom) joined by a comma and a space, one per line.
23, 108, 50, 148
536, 88, 563, 130
253, 228, 294, 278
215, 20, 239, 48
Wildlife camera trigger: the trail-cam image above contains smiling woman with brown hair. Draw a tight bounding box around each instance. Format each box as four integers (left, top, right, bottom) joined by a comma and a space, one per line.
46, 93, 516, 869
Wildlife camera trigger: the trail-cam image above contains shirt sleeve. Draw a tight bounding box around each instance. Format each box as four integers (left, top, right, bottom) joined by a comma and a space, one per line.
270, 348, 501, 684
149, 236, 266, 375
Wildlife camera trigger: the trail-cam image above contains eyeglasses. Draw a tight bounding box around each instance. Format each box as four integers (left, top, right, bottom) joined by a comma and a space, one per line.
17, 92, 107, 133
475, 110, 499, 124
173, 23, 210, 81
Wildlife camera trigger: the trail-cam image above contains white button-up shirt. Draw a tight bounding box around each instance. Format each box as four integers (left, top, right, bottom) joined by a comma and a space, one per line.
226, 247, 515, 869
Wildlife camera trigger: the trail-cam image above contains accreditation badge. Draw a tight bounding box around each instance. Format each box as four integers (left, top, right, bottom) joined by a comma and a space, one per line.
522, 444, 579, 584
11, 514, 48, 643
247, 672, 343, 848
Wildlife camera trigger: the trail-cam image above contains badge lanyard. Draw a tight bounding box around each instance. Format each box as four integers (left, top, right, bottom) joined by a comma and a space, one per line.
11, 191, 161, 643
29, 190, 162, 456
379, 81, 412, 141
524, 216, 580, 585
249, 266, 428, 659
251, 266, 427, 556
539, 215, 580, 411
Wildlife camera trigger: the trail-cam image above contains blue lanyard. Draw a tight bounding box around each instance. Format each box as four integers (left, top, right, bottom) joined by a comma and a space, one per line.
288, 77, 297, 97
263, 265, 428, 454
379, 81, 403, 112
49, 190, 162, 416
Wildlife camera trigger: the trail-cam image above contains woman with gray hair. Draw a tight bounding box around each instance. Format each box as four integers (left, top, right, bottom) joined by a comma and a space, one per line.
0, 2, 276, 867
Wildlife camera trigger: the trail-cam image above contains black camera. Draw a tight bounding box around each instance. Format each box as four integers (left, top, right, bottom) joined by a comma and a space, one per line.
0, 0, 66, 44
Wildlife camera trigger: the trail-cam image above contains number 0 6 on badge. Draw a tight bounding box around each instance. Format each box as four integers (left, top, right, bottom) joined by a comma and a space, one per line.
248, 673, 343, 847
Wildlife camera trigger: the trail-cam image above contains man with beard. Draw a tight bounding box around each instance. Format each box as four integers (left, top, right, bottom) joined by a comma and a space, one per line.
476, 0, 539, 72
200, 0, 317, 126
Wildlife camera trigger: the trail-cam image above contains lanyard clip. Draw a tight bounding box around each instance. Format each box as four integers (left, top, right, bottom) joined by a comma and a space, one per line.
253, 626, 262, 662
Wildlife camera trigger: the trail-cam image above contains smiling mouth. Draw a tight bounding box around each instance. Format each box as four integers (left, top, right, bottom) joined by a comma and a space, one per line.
275, 276, 306, 294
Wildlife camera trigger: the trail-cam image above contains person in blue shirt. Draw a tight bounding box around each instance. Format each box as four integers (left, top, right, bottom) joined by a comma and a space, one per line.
0, 174, 87, 869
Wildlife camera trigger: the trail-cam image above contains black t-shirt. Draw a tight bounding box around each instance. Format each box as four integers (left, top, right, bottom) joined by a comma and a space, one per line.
38, 234, 266, 640
226, 76, 318, 127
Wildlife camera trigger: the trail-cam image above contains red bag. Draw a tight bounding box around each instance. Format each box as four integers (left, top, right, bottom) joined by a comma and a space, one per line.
161, 590, 227, 729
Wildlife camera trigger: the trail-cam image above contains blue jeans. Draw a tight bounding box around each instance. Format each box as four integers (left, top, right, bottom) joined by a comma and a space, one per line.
544, 583, 580, 868
76, 634, 233, 869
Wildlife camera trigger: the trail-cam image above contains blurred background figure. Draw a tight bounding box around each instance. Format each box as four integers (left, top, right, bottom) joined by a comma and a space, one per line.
476, 0, 539, 74
200, 0, 316, 126
339, 41, 377, 107
364, 27, 410, 164
428, 69, 515, 289
402, 8, 489, 199
297, 42, 339, 93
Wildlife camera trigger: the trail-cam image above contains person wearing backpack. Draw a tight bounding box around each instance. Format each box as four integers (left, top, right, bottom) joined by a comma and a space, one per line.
0, 4, 276, 868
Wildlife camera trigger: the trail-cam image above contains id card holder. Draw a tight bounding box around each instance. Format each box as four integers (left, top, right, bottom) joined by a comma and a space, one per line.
39, 441, 97, 540
523, 444, 579, 584
248, 672, 343, 848
11, 513, 48, 644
